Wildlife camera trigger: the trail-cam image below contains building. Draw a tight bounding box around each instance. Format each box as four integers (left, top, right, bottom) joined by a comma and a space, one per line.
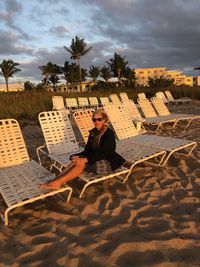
134, 67, 194, 87
193, 76, 200, 86
134, 67, 167, 86
0, 81, 24, 92
165, 71, 193, 86
47, 80, 95, 93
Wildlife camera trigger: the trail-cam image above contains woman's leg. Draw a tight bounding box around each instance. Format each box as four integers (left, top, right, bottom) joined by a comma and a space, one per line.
41, 162, 86, 190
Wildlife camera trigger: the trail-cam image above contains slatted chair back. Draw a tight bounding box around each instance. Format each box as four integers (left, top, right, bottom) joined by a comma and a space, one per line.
156, 92, 169, 104
138, 93, 146, 100
151, 97, 170, 116
100, 97, 110, 105
104, 103, 138, 140
0, 119, 29, 167
164, 90, 174, 101
73, 109, 95, 143
78, 97, 90, 108
65, 98, 78, 109
109, 94, 121, 104
119, 92, 129, 102
88, 97, 99, 107
123, 100, 143, 121
39, 111, 79, 155
137, 98, 157, 118
52, 96, 65, 110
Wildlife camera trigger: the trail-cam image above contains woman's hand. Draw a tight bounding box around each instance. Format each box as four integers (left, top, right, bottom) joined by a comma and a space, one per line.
71, 156, 88, 165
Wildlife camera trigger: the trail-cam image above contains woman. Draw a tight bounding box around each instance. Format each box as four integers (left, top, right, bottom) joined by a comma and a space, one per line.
41, 109, 125, 189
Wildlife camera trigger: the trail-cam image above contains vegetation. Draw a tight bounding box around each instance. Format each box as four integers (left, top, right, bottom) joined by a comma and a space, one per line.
39, 62, 55, 90
1, 86, 199, 126
64, 36, 92, 92
24, 81, 35, 91
107, 53, 130, 82
148, 76, 174, 88
88, 65, 100, 85
0, 59, 21, 92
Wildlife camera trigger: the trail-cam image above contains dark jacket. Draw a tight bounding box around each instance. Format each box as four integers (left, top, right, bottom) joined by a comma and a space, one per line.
74, 128, 125, 170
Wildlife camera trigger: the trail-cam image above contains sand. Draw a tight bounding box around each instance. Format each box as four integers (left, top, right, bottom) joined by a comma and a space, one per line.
1, 102, 200, 267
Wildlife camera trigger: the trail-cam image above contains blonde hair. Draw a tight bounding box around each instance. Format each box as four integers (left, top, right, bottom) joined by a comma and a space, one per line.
92, 109, 109, 124
91, 109, 109, 148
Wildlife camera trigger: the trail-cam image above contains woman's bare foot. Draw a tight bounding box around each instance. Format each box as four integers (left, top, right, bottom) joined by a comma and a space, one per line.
40, 181, 62, 190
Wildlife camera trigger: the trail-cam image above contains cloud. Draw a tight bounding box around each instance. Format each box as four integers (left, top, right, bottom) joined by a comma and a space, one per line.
77, 0, 200, 71
0, 0, 34, 41
49, 26, 70, 38
1, 0, 200, 82
0, 30, 33, 56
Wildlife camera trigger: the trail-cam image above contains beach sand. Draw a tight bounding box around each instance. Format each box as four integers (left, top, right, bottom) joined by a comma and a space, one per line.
1, 102, 200, 267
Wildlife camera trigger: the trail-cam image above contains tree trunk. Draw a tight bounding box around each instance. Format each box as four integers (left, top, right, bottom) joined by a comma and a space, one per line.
5, 78, 9, 92
45, 74, 48, 91
77, 58, 82, 93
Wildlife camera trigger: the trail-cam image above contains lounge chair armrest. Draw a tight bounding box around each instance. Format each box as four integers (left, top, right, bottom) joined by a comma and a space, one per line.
36, 144, 48, 164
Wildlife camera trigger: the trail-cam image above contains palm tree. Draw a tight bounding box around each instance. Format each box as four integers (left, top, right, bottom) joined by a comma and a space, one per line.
0, 59, 21, 92
61, 61, 70, 87
107, 53, 128, 82
88, 65, 100, 85
100, 66, 112, 84
64, 36, 92, 92
123, 67, 136, 88
39, 62, 55, 90
24, 81, 35, 91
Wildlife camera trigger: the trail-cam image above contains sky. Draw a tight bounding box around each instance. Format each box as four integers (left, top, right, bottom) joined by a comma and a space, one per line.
0, 0, 200, 84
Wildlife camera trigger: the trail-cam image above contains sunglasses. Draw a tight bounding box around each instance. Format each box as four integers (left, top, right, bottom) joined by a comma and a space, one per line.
92, 118, 103, 122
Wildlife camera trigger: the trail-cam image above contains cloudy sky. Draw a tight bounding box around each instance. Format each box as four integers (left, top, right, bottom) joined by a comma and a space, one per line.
0, 0, 200, 84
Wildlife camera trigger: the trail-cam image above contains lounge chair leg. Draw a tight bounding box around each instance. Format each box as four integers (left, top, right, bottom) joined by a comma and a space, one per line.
159, 152, 173, 166
121, 169, 133, 183
185, 119, 193, 128
172, 121, 179, 128
4, 210, 9, 226
66, 187, 73, 202
156, 124, 162, 132
79, 183, 90, 198
186, 143, 197, 156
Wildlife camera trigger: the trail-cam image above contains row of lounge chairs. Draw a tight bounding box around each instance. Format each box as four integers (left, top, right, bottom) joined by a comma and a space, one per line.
53, 90, 191, 111
138, 90, 192, 105
0, 92, 197, 225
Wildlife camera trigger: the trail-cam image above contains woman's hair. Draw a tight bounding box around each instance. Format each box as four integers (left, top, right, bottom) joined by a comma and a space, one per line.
91, 109, 109, 148
92, 109, 109, 123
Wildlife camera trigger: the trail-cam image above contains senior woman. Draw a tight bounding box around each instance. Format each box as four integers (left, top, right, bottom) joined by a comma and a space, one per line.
41, 109, 125, 189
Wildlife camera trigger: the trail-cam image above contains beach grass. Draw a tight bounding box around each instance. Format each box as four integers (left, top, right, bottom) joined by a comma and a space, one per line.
0, 86, 200, 124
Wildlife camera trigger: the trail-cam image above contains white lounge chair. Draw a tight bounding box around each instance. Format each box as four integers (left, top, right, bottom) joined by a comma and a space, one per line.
109, 94, 121, 104
137, 98, 180, 132
164, 90, 192, 104
52, 96, 66, 111
138, 93, 147, 100
73, 109, 95, 143
99, 97, 110, 106
65, 97, 79, 111
151, 97, 200, 128
0, 119, 72, 225
78, 97, 90, 108
38, 111, 82, 172
119, 92, 130, 102
88, 97, 101, 108
38, 111, 129, 197
156, 91, 169, 104
104, 103, 197, 166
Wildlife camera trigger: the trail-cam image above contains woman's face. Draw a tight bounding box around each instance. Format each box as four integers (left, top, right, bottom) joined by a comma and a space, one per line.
92, 113, 106, 130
